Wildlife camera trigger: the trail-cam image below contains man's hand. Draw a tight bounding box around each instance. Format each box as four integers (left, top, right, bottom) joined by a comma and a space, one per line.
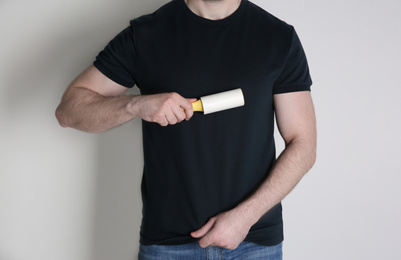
190, 208, 255, 250
130, 92, 197, 126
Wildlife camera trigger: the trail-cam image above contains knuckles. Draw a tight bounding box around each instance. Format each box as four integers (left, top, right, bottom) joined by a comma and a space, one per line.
177, 113, 186, 122
164, 92, 180, 105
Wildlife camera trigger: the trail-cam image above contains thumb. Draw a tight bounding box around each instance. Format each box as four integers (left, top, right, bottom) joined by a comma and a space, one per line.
191, 218, 215, 238
188, 98, 198, 103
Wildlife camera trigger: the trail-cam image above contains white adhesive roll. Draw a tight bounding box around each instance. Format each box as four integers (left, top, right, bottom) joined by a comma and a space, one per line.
200, 88, 245, 115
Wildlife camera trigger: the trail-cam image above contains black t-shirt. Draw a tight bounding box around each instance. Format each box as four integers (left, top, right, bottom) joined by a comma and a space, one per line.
94, 0, 312, 246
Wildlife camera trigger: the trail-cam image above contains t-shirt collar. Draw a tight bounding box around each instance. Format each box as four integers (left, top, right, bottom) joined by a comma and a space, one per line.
178, 0, 248, 26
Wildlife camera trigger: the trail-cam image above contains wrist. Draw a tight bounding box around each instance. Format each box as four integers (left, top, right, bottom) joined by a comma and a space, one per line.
126, 95, 141, 118
235, 199, 263, 227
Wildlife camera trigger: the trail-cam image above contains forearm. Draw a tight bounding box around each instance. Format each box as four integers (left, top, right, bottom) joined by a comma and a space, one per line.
237, 137, 316, 225
56, 87, 136, 133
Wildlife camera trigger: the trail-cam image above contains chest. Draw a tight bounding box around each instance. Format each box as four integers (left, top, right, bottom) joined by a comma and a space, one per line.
135, 23, 285, 103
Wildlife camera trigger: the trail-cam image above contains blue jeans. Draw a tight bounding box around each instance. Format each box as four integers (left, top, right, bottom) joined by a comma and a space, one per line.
138, 241, 282, 260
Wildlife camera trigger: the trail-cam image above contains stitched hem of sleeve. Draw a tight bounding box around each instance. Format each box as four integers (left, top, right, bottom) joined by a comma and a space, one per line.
273, 84, 311, 95
93, 61, 135, 88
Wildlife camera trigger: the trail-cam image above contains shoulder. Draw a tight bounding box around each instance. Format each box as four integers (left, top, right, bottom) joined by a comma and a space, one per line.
130, 0, 179, 30
245, 1, 294, 35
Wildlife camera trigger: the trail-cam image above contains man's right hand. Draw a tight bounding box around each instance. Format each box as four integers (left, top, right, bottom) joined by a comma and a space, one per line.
130, 93, 196, 127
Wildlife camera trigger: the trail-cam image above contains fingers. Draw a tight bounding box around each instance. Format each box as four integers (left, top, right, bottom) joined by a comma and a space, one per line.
198, 233, 214, 249
164, 96, 192, 125
136, 92, 194, 126
162, 93, 194, 125
191, 217, 215, 238
180, 98, 196, 121
191, 217, 216, 248
190, 210, 250, 250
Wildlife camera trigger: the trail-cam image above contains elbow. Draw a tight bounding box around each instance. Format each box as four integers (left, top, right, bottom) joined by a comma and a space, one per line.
310, 147, 317, 168
306, 142, 317, 171
55, 105, 69, 128
286, 136, 317, 170
292, 137, 317, 172
55, 105, 101, 133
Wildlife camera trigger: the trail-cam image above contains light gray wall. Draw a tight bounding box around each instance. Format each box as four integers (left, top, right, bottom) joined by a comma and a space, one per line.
1, 0, 400, 259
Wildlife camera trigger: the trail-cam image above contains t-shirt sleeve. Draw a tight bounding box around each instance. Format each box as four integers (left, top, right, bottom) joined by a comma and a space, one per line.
93, 23, 137, 88
273, 28, 312, 94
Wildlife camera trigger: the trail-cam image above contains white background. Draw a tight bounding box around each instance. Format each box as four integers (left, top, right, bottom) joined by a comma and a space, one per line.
1, 0, 400, 259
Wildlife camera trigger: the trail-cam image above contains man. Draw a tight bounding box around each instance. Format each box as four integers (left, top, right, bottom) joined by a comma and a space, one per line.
56, 0, 316, 259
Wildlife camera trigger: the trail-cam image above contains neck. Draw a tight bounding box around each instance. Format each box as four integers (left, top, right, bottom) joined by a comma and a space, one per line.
184, 0, 242, 20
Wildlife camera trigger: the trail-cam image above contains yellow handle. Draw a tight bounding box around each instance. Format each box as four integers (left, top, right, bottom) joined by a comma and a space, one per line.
192, 99, 204, 112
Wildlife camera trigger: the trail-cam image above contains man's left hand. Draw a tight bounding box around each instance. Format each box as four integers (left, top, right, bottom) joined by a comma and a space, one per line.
190, 208, 254, 250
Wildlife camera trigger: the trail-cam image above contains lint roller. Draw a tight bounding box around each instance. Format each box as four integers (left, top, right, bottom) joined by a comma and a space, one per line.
191, 88, 245, 115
